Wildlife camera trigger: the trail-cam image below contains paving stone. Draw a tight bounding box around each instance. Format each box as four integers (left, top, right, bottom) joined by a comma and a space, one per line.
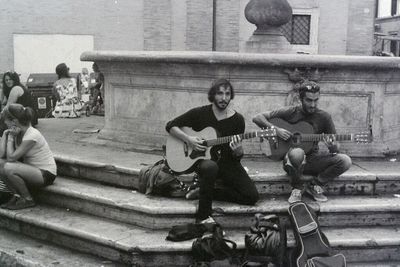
0, 228, 122, 267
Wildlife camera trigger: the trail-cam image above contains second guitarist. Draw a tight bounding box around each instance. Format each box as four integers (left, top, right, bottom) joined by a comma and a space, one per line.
166, 78, 259, 223
253, 81, 352, 204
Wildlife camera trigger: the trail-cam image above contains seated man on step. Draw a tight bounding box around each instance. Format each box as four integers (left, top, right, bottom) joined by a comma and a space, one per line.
252, 81, 352, 203
166, 78, 259, 223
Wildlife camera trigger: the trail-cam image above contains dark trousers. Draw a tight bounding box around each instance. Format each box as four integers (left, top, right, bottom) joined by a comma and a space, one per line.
284, 151, 352, 190
195, 159, 259, 221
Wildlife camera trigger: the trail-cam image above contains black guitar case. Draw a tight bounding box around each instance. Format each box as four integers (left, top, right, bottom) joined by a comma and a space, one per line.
288, 202, 346, 267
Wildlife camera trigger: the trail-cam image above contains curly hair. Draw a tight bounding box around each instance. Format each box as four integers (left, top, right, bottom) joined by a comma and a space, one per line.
298, 80, 320, 100
208, 78, 234, 102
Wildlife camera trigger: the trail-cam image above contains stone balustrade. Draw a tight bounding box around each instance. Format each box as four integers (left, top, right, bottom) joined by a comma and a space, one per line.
81, 51, 400, 157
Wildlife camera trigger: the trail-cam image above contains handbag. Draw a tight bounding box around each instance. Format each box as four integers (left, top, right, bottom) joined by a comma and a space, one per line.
138, 159, 188, 197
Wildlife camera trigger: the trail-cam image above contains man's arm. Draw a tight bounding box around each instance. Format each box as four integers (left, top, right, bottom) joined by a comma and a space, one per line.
253, 109, 293, 141
169, 127, 206, 151
166, 107, 206, 151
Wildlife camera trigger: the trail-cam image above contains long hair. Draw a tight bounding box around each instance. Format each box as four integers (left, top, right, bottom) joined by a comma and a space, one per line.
208, 78, 234, 102
2, 71, 25, 99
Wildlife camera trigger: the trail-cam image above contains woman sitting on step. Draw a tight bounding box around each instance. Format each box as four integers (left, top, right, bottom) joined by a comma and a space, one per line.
0, 104, 57, 210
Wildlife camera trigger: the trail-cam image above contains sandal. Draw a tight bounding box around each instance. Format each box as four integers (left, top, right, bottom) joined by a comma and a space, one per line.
5, 198, 36, 210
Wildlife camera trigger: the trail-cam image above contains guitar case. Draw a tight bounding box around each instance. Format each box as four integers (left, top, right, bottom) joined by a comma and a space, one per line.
288, 202, 346, 267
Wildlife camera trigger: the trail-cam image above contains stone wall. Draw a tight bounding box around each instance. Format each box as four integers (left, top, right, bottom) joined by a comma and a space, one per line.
0, 0, 376, 71
81, 51, 400, 157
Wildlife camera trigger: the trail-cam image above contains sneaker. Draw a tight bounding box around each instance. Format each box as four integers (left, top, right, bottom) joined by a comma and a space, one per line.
305, 185, 328, 202
5, 198, 36, 210
186, 187, 200, 200
199, 216, 216, 224
288, 189, 302, 203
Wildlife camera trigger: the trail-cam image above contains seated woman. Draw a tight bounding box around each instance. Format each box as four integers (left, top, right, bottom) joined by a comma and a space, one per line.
0, 104, 57, 210
1, 71, 38, 125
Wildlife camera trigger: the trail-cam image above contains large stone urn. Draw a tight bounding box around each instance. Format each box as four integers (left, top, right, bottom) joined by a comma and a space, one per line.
244, 0, 293, 53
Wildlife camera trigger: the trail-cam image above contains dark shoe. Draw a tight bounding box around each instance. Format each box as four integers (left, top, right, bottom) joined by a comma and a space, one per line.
5, 198, 36, 210
0, 193, 14, 205
0, 195, 18, 209
185, 187, 200, 200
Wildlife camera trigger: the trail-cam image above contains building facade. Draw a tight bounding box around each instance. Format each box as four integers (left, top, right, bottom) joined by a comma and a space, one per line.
0, 0, 376, 81
375, 0, 400, 56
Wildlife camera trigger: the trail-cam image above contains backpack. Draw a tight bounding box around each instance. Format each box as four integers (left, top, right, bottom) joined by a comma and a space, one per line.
243, 214, 287, 267
138, 159, 188, 197
288, 202, 346, 267
166, 223, 210, 242
191, 224, 239, 264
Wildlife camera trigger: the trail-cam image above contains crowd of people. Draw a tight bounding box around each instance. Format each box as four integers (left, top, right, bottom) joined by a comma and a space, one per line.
0, 62, 104, 210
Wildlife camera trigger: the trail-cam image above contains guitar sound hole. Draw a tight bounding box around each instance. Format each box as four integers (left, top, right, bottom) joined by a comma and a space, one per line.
190, 150, 206, 159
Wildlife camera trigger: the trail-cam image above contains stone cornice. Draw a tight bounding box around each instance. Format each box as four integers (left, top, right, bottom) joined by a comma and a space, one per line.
81, 51, 400, 69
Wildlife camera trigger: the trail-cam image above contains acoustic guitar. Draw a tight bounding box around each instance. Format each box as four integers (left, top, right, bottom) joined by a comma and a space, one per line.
266, 118, 372, 161
166, 126, 276, 173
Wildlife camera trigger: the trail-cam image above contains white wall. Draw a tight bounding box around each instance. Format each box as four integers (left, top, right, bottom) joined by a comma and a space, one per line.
13, 34, 94, 82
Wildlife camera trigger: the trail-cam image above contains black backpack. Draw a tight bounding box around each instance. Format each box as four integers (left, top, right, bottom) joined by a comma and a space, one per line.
166, 223, 214, 242
243, 213, 287, 267
288, 202, 346, 267
191, 224, 239, 265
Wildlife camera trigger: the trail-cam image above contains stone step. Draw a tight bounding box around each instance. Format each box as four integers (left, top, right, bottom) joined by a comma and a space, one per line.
0, 227, 123, 267
37, 176, 400, 230
348, 261, 400, 267
55, 155, 400, 196
0, 204, 399, 266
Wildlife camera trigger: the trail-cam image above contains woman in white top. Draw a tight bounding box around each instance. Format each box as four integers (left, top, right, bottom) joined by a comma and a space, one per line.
0, 104, 57, 210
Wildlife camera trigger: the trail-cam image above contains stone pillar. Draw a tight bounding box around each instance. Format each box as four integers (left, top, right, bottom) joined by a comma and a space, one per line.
244, 0, 293, 53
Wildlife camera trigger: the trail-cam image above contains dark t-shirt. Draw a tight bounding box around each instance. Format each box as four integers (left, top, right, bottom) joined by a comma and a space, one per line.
166, 104, 245, 162
266, 105, 336, 153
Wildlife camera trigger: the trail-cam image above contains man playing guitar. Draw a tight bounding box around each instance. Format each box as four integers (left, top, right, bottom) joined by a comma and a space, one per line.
166, 78, 259, 223
253, 81, 352, 204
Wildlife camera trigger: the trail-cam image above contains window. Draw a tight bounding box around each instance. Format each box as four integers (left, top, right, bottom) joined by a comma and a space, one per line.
377, 0, 400, 17
281, 15, 311, 45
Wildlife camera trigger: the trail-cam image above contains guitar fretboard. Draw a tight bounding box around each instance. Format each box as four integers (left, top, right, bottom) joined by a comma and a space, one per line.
206, 131, 261, 147
300, 134, 353, 142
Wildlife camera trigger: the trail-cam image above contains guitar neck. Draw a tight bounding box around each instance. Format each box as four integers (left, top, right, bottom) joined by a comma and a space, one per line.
301, 134, 353, 142
206, 132, 260, 147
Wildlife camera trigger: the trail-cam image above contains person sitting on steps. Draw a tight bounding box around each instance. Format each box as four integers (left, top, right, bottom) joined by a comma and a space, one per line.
252, 81, 352, 204
166, 78, 259, 223
0, 104, 57, 210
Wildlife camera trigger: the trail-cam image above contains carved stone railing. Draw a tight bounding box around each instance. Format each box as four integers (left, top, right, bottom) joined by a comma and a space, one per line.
81, 51, 400, 157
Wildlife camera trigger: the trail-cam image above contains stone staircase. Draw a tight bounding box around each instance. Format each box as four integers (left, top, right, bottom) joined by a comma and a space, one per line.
0, 155, 399, 266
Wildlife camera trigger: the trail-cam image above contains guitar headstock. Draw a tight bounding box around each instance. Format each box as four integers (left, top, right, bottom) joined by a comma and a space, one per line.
258, 127, 277, 139
354, 131, 372, 143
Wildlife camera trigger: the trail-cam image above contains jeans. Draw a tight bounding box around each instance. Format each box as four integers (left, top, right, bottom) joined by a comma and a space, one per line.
284, 150, 352, 190
195, 159, 259, 221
